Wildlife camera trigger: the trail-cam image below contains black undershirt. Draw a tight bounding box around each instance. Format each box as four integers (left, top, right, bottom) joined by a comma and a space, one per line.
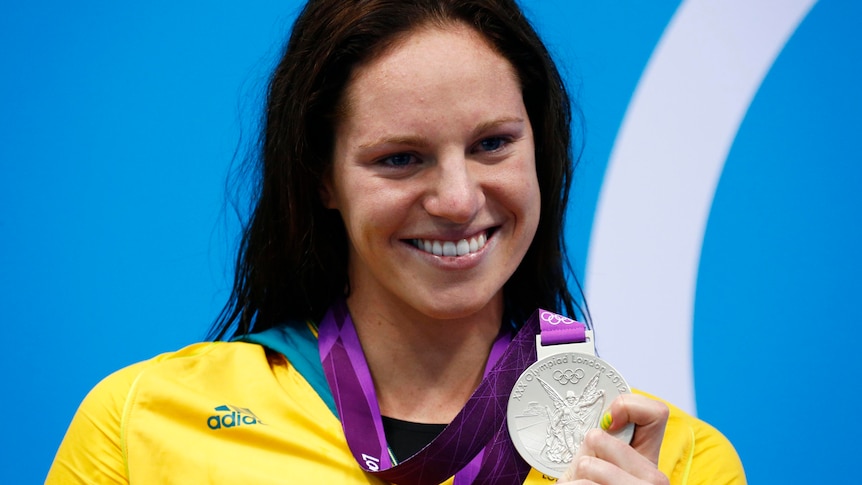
381, 416, 447, 463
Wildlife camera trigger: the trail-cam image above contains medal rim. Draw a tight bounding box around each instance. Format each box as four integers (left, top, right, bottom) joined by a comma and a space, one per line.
507, 351, 634, 478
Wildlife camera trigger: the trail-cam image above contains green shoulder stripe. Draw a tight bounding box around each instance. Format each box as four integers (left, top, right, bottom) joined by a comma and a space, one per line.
235, 323, 338, 418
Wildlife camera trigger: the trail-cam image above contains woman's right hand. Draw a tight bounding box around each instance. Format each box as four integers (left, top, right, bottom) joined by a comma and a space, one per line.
557, 394, 670, 485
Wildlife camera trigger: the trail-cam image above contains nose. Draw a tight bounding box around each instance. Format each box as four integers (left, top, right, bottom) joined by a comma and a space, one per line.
423, 154, 483, 223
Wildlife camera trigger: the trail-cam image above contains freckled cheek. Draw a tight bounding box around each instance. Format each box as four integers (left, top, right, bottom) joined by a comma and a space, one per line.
522, 194, 541, 240
348, 199, 409, 249
502, 164, 541, 221
517, 173, 542, 240
334, 176, 385, 224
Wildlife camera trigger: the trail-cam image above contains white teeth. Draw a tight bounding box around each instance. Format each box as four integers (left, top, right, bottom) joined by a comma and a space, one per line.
432, 241, 443, 256
456, 239, 470, 256
412, 232, 490, 257
442, 241, 457, 256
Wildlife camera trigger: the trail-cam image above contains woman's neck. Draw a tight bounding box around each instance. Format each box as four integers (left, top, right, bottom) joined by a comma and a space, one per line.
345, 295, 503, 424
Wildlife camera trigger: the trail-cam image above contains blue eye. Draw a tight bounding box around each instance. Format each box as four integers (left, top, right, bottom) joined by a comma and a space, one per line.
383, 153, 414, 167
479, 137, 506, 152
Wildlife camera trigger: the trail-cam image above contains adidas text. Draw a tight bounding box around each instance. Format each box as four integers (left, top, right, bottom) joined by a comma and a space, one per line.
207, 404, 264, 430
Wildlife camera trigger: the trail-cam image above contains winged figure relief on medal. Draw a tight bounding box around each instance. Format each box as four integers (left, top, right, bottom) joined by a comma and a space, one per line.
513, 370, 606, 466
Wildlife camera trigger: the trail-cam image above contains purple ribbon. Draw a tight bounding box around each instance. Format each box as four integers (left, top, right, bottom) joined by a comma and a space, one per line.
538, 310, 586, 346
319, 300, 541, 485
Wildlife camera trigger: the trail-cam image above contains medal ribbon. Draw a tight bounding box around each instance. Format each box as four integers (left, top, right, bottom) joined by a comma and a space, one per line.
319, 300, 539, 485
537, 310, 586, 346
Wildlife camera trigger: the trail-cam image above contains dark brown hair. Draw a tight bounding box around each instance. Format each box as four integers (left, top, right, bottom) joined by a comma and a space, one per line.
210, 0, 586, 340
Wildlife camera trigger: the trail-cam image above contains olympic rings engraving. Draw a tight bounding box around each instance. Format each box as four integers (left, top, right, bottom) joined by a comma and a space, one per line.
552, 368, 585, 385
540, 311, 576, 326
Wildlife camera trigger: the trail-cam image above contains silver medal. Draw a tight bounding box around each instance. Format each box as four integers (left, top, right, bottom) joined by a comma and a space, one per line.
507, 335, 634, 478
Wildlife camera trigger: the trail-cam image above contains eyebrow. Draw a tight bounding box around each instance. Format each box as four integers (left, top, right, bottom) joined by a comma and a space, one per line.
357, 116, 526, 151
471, 116, 525, 138
358, 135, 431, 151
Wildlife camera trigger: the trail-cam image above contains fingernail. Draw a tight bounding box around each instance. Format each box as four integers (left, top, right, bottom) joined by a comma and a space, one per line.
600, 412, 612, 431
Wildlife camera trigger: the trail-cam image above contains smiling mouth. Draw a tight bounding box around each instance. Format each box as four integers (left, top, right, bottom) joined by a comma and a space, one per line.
409, 230, 493, 257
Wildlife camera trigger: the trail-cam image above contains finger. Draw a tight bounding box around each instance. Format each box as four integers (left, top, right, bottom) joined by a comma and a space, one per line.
560, 453, 652, 485
562, 429, 669, 484
602, 394, 668, 432
558, 436, 637, 484
601, 394, 669, 463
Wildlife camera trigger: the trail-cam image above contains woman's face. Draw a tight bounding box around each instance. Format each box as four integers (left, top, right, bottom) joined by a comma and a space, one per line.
323, 23, 540, 321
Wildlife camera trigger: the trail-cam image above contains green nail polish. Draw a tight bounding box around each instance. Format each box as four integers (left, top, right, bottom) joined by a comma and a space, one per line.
600, 412, 612, 431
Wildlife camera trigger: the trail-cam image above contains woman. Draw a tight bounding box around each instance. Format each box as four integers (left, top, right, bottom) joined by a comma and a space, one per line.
47, 0, 745, 483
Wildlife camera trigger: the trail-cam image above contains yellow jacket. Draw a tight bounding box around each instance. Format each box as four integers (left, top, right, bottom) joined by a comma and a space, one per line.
47, 326, 745, 484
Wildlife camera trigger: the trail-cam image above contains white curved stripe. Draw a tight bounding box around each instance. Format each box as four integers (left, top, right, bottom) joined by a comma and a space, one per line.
585, 0, 816, 415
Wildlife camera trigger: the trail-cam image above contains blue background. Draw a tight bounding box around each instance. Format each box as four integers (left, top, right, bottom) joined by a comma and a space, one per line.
1, 1, 859, 483
695, 1, 862, 481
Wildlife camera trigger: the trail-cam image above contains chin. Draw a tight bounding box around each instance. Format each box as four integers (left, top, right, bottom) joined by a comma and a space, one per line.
409, 292, 502, 322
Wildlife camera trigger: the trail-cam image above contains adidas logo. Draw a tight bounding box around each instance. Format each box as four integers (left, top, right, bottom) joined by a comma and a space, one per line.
207, 404, 266, 430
